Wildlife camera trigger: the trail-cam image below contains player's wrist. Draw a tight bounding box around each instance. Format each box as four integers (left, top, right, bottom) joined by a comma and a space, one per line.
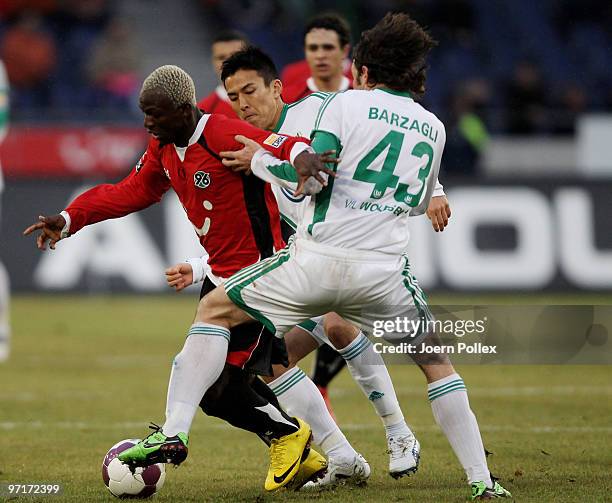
290, 143, 313, 165
185, 257, 206, 284
59, 211, 71, 239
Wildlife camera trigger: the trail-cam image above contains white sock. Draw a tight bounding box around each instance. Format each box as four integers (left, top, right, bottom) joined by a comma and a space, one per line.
428, 373, 491, 485
0, 262, 10, 362
269, 366, 358, 461
163, 323, 229, 437
338, 332, 410, 435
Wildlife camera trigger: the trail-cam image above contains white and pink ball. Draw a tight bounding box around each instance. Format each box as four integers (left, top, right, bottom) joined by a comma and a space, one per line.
102, 439, 166, 498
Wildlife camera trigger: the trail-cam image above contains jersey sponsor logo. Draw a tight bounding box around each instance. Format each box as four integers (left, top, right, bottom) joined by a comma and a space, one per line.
194, 170, 211, 189
344, 198, 410, 216
263, 133, 288, 148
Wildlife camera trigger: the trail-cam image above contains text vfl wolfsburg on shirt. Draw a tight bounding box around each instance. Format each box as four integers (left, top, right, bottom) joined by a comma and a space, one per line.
300, 88, 446, 255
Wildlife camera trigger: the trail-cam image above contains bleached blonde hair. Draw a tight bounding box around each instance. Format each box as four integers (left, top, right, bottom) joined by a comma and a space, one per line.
140, 65, 196, 107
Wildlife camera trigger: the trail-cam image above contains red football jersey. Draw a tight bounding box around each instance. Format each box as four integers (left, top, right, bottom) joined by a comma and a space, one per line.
197, 86, 237, 118
281, 59, 353, 103
65, 113, 308, 278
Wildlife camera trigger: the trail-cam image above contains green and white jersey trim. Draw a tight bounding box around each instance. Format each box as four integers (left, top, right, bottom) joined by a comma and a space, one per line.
252, 93, 329, 229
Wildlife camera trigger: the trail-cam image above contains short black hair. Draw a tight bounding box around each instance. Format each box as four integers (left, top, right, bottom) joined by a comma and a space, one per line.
304, 13, 351, 47
221, 46, 279, 85
212, 30, 249, 45
353, 12, 437, 95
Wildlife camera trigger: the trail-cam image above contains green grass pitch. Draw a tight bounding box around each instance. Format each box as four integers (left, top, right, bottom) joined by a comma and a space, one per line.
1, 294, 611, 502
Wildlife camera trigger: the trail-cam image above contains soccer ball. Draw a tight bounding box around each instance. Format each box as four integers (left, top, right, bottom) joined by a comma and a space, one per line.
102, 439, 166, 498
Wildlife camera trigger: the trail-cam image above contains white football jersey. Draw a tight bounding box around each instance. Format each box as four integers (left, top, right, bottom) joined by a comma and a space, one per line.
251, 89, 445, 236
268, 92, 328, 229
297, 88, 446, 255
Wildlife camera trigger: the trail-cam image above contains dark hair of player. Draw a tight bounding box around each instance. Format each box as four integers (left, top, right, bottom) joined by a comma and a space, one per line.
304, 13, 351, 48
212, 29, 249, 45
352, 12, 437, 96
221, 46, 279, 86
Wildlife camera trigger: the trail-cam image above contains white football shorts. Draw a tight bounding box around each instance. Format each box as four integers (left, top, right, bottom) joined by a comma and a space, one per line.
224, 237, 432, 341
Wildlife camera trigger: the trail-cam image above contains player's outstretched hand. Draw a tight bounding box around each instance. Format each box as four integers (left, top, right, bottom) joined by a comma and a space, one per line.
293, 150, 337, 196
23, 214, 66, 250
165, 263, 194, 292
220, 135, 262, 174
426, 195, 451, 232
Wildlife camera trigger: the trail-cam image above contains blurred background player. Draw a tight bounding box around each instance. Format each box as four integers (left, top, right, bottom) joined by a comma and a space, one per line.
0, 59, 9, 362
282, 13, 352, 104
197, 30, 248, 117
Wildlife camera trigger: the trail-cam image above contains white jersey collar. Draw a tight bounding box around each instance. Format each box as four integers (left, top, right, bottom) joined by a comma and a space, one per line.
174, 113, 210, 161
306, 75, 350, 93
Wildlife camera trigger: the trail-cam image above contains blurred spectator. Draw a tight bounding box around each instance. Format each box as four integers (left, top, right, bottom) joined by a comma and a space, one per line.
443, 79, 490, 175
550, 83, 588, 135
423, 0, 476, 42
87, 17, 140, 110
0, 0, 58, 19
282, 12, 352, 103
197, 30, 248, 117
1, 13, 56, 89
61, 0, 109, 25
0, 1, 608, 125
503, 60, 548, 134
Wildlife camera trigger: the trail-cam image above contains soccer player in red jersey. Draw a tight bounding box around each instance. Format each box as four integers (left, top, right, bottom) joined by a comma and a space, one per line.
282, 14, 353, 103
24, 65, 333, 490
197, 30, 248, 118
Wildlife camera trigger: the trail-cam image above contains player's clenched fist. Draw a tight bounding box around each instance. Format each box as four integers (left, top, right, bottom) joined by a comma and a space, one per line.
23, 214, 67, 250
426, 196, 451, 232
293, 150, 337, 196
165, 263, 194, 292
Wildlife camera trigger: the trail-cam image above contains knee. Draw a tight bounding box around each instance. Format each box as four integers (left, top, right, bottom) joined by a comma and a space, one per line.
324, 315, 358, 349
194, 293, 213, 323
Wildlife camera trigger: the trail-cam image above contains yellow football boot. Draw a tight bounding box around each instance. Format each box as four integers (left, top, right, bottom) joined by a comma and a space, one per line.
285, 447, 328, 491
264, 418, 312, 491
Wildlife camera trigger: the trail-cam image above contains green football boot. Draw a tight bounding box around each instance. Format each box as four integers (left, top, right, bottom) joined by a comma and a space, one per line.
470, 480, 512, 500
118, 424, 188, 468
